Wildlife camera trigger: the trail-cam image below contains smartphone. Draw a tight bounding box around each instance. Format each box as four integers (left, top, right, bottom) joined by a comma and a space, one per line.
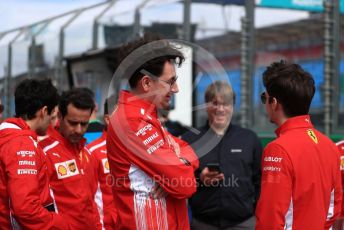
206, 163, 221, 173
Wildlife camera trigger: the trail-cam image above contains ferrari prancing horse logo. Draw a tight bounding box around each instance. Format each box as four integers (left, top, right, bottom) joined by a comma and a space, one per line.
307, 129, 318, 144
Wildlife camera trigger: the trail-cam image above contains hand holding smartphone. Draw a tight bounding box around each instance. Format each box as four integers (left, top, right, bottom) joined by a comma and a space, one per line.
200, 163, 224, 186
206, 163, 222, 173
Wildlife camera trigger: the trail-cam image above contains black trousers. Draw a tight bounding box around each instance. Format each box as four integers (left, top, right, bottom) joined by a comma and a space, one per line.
190, 216, 256, 230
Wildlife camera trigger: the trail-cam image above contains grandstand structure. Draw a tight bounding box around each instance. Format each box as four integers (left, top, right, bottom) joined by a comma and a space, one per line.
196, 14, 344, 135
0, 0, 342, 137
60, 13, 344, 136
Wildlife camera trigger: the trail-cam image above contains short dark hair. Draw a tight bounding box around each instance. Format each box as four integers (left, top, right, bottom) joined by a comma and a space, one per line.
79, 87, 95, 99
59, 88, 95, 118
117, 33, 185, 88
15, 79, 59, 120
263, 60, 315, 117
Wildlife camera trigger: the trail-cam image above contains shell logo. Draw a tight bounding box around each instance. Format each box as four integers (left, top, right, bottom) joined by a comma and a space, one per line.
105, 160, 110, 171
58, 165, 67, 176
340, 156, 344, 171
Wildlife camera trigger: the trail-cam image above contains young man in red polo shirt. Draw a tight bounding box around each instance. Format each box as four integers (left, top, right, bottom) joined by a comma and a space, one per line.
256, 60, 342, 229
0, 79, 68, 229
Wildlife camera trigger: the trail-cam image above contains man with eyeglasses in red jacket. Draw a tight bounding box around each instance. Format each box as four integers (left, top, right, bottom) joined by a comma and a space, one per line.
107, 34, 199, 230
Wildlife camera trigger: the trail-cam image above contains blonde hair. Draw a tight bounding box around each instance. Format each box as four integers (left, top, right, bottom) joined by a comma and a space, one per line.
205, 81, 235, 105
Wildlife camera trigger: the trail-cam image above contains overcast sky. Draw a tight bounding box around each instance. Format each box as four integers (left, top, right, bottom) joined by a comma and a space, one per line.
0, 0, 309, 35
0, 0, 309, 76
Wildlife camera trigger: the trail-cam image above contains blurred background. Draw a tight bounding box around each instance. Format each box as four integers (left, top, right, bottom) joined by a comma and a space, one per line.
0, 0, 343, 141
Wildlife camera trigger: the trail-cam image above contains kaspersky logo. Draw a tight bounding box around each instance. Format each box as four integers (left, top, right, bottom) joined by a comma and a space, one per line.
307, 129, 318, 144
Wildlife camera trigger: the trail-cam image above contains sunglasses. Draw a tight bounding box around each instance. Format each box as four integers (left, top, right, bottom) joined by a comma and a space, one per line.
261, 92, 267, 104
261, 92, 277, 104
0, 104, 3, 113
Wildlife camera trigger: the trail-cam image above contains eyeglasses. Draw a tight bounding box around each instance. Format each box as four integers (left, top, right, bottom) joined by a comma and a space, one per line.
157, 76, 178, 88
209, 101, 231, 109
140, 69, 178, 88
0, 104, 3, 113
261, 92, 267, 104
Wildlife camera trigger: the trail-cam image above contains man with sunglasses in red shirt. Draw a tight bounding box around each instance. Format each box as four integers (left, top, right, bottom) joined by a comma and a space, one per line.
255, 60, 342, 229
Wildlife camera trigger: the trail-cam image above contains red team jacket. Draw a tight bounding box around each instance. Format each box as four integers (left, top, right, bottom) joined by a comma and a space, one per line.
336, 139, 344, 217
256, 115, 342, 229
39, 127, 102, 230
107, 90, 199, 230
0, 118, 66, 229
86, 131, 117, 229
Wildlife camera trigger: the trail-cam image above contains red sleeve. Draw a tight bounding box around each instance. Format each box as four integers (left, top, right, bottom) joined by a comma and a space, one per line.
4, 137, 68, 229
325, 147, 342, 228
338, 143, 344, 217
171, 134, 199, 170
85, 146, 101, 198
85, 148, 99, 195
255, 143, 293, 230
109, 118, 197, 199
84, 149, 102, 230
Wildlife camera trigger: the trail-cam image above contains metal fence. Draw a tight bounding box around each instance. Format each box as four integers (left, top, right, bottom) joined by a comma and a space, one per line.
0, 0, 342, 136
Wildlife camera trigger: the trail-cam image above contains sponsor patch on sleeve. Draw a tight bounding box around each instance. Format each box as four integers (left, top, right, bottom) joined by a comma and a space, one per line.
102, 158, 110, 174
143, 132, 159, 146
147, 139, 164, 154
136, 124, 153, 137
17, 169, 37, 175
16, 150, 35, 157
340, 156, 344, 171
18, 160, 36, 166
262, 156, 283, 173
261, 143, 289, 184
54, 159, 80, 179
